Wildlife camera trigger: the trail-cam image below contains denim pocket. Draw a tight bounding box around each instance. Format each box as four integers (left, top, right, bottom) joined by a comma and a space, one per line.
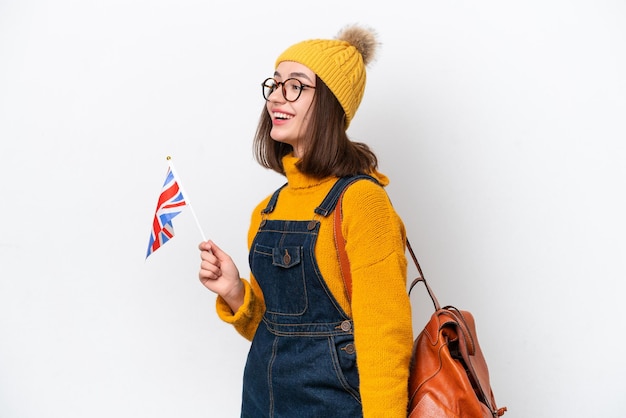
329, 334, 361, 401
252, 244, 307, 316
272, 246, 301, 268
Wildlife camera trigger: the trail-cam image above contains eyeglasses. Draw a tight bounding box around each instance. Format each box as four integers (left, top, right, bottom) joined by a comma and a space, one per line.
261, 77, 316, 102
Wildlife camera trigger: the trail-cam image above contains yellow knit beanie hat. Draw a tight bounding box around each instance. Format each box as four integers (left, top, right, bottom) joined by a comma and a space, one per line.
275, 25, 379, 129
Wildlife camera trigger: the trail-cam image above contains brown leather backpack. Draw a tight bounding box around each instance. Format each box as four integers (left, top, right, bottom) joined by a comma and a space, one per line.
334, 179, 506, 417
406, 241, 507, 418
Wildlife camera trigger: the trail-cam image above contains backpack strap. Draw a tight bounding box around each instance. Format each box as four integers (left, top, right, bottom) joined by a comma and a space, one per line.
333, 178, 430, 307
332, 175, 422, 304
329, 175, 378, 303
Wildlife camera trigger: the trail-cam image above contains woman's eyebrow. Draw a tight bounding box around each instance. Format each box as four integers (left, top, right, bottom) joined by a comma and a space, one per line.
273, 71, 314, 83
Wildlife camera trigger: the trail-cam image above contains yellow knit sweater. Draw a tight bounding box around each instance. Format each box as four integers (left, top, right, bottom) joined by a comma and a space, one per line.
216, 154, 413, 417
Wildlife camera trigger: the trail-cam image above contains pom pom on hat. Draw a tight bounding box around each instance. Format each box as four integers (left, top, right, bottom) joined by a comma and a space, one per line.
275, 24, 379, 129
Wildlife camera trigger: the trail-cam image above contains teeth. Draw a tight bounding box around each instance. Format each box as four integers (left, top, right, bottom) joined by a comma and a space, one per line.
273, 112, 292, 120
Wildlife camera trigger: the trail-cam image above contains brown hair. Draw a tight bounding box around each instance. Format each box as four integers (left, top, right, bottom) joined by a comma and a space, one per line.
253, 76, 378, 179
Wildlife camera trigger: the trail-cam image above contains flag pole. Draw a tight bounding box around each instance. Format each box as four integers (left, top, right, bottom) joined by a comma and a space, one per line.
166, 156, 207, 242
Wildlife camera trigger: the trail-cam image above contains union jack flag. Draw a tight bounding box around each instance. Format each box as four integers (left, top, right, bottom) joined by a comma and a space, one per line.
146, 166, 188, 258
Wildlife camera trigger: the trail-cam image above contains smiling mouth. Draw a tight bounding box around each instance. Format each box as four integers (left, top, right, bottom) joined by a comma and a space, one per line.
273, 112, 293, 120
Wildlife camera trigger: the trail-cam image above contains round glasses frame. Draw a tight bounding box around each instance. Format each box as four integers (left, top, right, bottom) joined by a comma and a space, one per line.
261, 77, 316, 102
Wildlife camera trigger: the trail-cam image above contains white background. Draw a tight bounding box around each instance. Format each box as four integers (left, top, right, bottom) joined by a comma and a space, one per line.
1, 1, 625, 417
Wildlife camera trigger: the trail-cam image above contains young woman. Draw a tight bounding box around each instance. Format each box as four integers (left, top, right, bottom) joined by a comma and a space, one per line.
198, 25, 413, 418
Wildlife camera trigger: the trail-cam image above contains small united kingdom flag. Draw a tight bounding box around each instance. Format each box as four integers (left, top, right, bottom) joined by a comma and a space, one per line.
146, 164, 188, 258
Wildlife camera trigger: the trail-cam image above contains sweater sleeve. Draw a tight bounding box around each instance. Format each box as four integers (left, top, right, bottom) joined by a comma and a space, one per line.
215, 276, 265, 341
214, 197, 269, 341
342, 180, 413, 418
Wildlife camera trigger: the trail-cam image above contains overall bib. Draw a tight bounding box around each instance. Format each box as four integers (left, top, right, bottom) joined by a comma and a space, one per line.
242, 176, 375, 418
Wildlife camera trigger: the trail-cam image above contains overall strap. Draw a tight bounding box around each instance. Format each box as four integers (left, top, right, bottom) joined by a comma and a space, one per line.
260, 175, 377, 218
260, 183, 288, 214
315, 174, 379, 217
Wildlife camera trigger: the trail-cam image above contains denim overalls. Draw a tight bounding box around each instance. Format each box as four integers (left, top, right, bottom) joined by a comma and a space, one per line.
242, 175, 376, 418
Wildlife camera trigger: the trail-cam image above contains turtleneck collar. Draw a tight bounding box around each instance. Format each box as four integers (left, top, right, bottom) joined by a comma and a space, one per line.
282, 153, 391, 189
282, 154, 335, 189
